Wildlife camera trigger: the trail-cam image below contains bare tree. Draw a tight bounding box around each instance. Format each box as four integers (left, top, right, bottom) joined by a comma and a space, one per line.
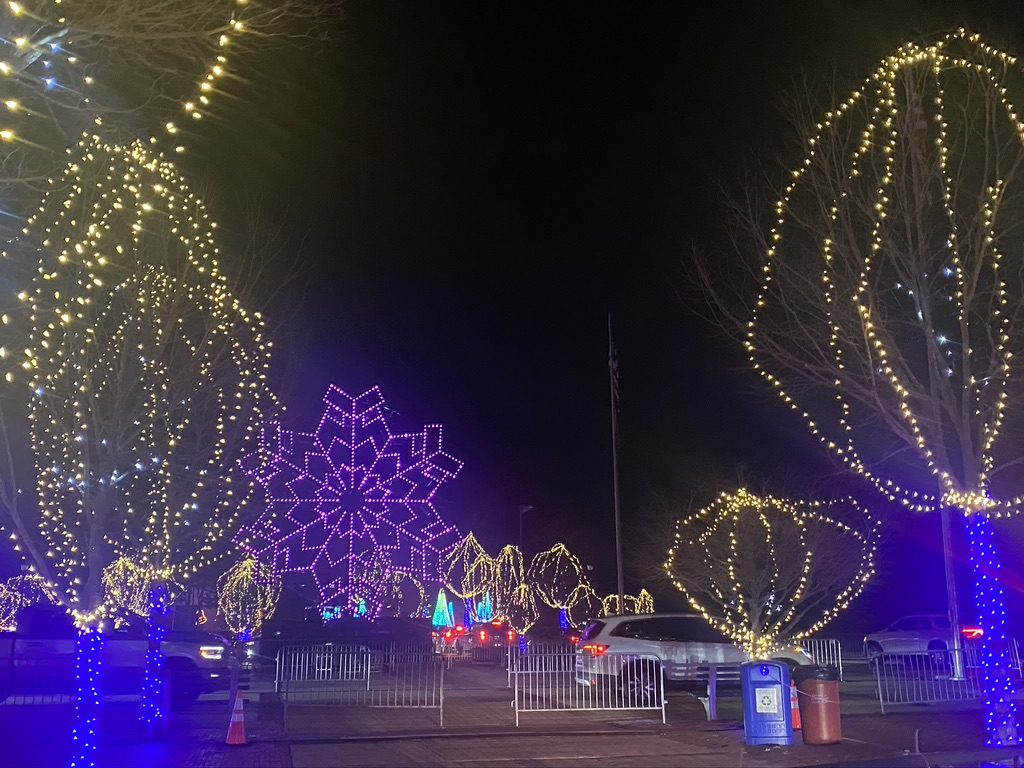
0, 0, 339, 237
701, 31, 1024, 743
665, 489, 877, 659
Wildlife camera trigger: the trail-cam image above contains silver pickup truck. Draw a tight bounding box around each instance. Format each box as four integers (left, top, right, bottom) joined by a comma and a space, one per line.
0, 605, 232, 707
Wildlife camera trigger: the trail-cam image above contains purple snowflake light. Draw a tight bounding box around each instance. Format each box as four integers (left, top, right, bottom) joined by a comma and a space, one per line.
238, 386, 462, 614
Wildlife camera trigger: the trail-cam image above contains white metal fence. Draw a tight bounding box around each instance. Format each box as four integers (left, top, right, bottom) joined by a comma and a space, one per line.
873, 640, 1022, 713
276, 643, 444, 726
800, 638, 843, 680
511, 647, 665, 727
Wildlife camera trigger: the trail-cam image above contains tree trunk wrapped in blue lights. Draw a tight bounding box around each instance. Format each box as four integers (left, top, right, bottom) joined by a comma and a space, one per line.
70, 627, 104, 768
741, 31, 1024, 744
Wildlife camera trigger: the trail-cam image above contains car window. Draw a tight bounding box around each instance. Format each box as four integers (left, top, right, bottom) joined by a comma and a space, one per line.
656, 617, 730, 643
580, 621, 605, 641
934, 616, 950, 629
609, 616, 728, 643
610, 620, 652, 639
889, 618, 913, 631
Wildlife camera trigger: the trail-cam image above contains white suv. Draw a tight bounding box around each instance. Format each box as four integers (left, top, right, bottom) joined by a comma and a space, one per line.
575, 613, 812, 697
862, 614, 983, 665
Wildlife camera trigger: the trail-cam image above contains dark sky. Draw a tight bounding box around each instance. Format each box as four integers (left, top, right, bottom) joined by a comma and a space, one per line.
166, 0, 1024, 636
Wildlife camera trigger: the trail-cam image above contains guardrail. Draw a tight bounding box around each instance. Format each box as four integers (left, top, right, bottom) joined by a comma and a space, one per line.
276, 642, 444, 727
514, 650, 665, 727
800, 638, 843, 680
873, 638, 1023, 714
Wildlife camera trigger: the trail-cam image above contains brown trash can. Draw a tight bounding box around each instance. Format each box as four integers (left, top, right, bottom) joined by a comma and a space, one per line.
795, 665, 842, 745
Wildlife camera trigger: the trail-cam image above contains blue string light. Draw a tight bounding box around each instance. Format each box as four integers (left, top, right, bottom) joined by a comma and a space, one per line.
70, 627, 103, 768
141, 584, 169, 732
965, 512, 1020, 746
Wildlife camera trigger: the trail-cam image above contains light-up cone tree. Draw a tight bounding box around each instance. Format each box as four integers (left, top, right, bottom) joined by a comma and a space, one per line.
740, 31, 1024, 744
16, 134, 277, 746
663, 490, 877, 659
237, 385, 462, 619
528, 543, 587, 630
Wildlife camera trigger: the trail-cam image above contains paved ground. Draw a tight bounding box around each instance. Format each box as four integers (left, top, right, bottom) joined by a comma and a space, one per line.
2, 659, 1022, 767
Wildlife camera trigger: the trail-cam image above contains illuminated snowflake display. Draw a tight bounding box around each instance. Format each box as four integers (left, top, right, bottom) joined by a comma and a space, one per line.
238, 385, 462, 614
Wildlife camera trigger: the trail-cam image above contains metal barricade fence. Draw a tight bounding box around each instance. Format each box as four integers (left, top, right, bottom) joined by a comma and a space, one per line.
800, 638, 844, 680
276, 642, 444, 727
513, 650, 665, 727
874, 644, 982, 713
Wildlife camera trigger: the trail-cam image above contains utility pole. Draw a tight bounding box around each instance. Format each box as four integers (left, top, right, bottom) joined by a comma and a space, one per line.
608, 314, 625, 614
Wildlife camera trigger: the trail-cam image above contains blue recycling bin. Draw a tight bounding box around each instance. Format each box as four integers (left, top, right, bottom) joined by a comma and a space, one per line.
740, 660, 793, 746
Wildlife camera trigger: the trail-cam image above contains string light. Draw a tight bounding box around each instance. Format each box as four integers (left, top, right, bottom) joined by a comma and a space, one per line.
237, 385, 461, 615
566, 584, 601, 629
216, 557, 281, 639
745, 30, 1024, 743
528, 543, 586, 628
102, 557, 150, 619
600, 589, 656, 617
664, 489, 878, 659
19, 133, 277, 615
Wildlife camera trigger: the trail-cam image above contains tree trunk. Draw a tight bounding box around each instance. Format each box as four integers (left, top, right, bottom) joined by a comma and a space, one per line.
72, 626, 104, 768
964, 511, 1020, 746
141, 583, 169, 734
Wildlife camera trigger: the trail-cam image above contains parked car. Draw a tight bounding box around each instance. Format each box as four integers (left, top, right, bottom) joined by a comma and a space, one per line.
574, 613, 813, 700
862, 614, 983, 665
0, 605, 231, 707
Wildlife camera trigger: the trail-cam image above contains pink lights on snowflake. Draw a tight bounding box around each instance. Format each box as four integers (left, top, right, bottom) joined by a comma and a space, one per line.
238, 386, 462, 612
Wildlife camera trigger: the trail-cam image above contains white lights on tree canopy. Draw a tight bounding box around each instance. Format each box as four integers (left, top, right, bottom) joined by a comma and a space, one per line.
20, 134, 278, 625
664, 489, 878, 660
744, 30, 1024, 744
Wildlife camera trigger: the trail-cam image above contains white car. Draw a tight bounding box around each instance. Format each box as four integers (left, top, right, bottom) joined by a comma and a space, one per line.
574, 613, 812, 699
862, 614, 982, 665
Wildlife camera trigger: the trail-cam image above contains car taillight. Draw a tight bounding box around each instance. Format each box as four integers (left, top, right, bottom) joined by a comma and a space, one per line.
507, 629, 516, 642
479, 630, 488, 642
568, 634, 580, 645
582, 643, 608, 657
962, 626, 984, 640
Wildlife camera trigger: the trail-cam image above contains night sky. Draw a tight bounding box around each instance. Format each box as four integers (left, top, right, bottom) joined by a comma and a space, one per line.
17, 2, 1024, 639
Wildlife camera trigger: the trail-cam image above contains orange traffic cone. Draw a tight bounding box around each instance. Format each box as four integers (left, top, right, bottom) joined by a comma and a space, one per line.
790, 680, 802, 731
226, 691, 247, 746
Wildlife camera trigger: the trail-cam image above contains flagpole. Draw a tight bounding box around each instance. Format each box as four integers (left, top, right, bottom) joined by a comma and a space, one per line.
608, 314, 625, 615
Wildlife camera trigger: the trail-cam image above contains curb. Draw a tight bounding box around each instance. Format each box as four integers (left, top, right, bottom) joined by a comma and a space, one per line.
812, 744, 1024, 768
268, 726, 670, 744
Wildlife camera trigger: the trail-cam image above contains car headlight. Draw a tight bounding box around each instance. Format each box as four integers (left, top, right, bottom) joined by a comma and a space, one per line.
200, 645, 225, 660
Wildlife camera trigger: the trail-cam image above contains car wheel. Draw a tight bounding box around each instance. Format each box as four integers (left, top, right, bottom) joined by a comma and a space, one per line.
619, 662, 663, 707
